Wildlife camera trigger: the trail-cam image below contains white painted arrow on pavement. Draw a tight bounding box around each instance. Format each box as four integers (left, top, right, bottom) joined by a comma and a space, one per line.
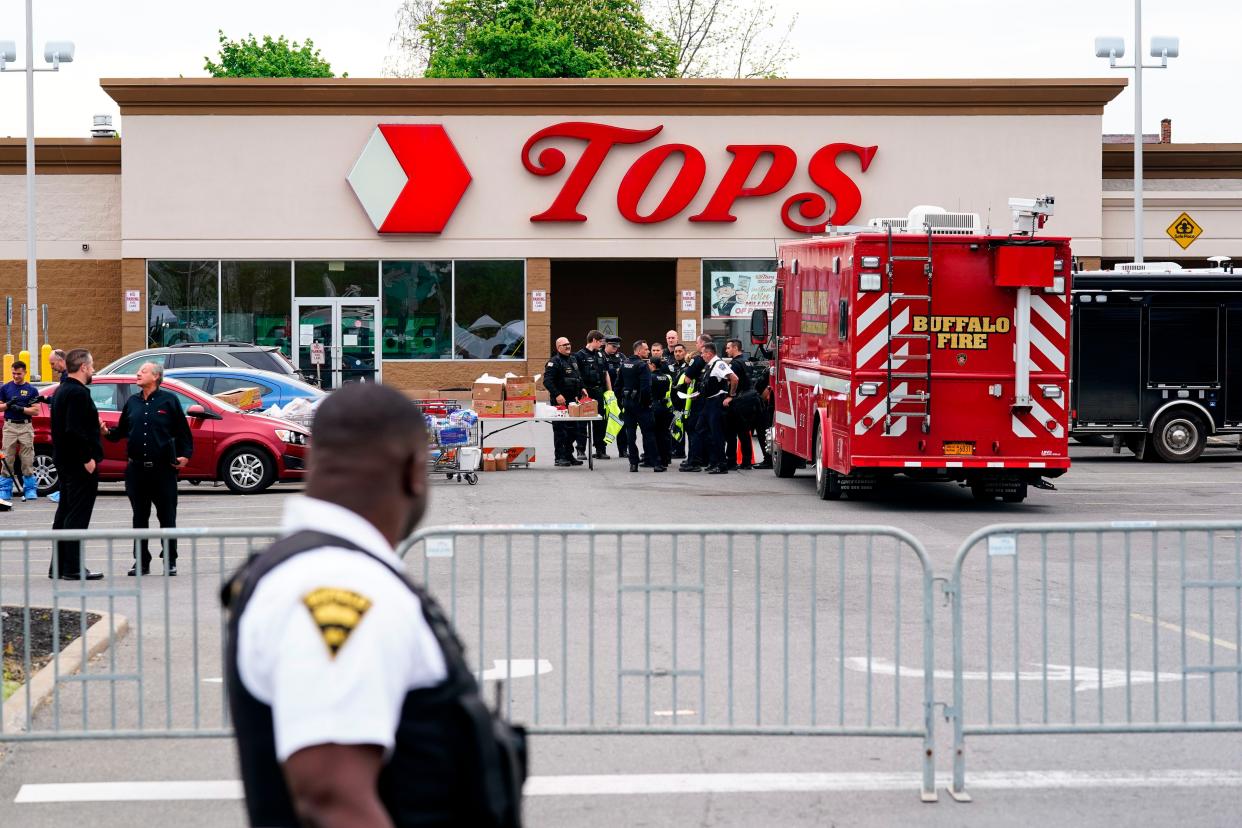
844, 657, 1200, 693
477, 659, 553, 682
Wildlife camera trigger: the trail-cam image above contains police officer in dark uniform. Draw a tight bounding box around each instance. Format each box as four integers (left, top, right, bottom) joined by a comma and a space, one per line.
543, 337, 585, 467
601, 336, 623, 393
617, 340, 662, 472
724, 338, 755, 470
668, 342, 689, 459
678, 334, 712, 472
573, 330, 611, 460
648, 352, 674, 470
104, 361, 193, 576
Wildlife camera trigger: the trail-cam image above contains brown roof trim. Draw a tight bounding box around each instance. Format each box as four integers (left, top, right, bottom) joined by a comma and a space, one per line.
100, 77, 1127, 116
0, 138, 121, 175
1103, 143, 1242, 179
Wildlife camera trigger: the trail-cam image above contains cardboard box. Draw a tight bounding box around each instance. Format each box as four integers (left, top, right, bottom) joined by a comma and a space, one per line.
473, 398, 505, 418
503, 399, 535, 418
566, 402, 581, 417
215, 386, 263, 411
495, 454, 509, 471
472, 379, 505, 401
404, 388, 443, 401
577, 398, 599, 417
483, 453, 497, 472
494, 446, 536, 466
504, 375, 536, 400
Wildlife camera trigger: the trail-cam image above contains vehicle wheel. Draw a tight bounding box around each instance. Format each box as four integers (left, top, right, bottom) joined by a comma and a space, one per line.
221, 446, 275, 494
1151, 410, 1208, 463
466, 473, 478, 485
1001, 483, 1028, 503
970, 484, 994, 502
814, 428, 842, 501
772, 436, 798, 479
33, 448, 59, 496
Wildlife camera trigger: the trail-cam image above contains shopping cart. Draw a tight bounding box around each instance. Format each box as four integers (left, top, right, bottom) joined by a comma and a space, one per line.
414, 399, 482, 485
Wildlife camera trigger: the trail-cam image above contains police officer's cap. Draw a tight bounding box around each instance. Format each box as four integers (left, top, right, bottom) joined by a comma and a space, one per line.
605, 335, 622, 345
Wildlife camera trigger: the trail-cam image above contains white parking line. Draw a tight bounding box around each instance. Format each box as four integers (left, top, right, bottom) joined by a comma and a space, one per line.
15, 770, 1242, 802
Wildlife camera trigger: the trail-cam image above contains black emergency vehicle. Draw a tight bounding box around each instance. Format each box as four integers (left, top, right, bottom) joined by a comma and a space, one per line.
1070, 259, 1241, 462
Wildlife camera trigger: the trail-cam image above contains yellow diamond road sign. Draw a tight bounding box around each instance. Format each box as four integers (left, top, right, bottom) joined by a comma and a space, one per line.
1166, 212, 1203, 249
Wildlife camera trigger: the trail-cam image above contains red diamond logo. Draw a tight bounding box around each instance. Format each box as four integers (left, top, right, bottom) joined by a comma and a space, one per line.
347, 125, 472, 234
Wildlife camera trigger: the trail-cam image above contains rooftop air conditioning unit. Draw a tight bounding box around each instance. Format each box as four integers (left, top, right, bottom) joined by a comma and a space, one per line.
868, 216, 908, 231
1113, 261, 1183, 273
905, 205, 982, 235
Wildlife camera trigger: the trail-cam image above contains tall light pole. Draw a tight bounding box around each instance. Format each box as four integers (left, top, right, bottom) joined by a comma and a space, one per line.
1095, 1, 1178, 266
0, 0, 74, 379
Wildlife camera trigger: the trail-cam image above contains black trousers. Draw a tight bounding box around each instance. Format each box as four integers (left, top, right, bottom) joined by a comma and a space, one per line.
725, 409, 754, 467
575, 388, 608, 453
652, 407, 674, 466
51, 466, 99, 577
685, 404, 705, 465
621, 404, 657, 466
126, 462, 180, 566
552, 421, 584, 461
694, 397, 727, 469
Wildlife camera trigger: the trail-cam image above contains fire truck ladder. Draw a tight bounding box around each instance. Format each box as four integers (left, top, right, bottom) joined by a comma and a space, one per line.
884, 224, 934, 434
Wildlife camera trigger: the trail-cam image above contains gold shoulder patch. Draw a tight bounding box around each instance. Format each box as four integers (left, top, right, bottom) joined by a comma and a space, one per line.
303, 587, 373, 658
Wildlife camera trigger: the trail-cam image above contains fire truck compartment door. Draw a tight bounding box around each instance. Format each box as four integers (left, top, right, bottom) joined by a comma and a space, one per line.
994, 245, 1055, 288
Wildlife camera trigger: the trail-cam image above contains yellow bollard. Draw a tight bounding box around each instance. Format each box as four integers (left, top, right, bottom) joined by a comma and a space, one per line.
40, 343, 52, 382
18, 350, 32, 375
2, 353, 12, 383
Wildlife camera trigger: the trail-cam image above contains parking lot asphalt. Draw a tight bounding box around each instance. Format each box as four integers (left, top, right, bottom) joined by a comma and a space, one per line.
1, 430, 1240, 826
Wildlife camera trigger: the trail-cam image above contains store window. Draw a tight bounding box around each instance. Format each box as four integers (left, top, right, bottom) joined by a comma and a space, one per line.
381, 261, 452, 359
295, 261, 379, 298
701, 259, 778, 346
453, 261, 525, 360
222, 261, 293, 355
146, 261, 218, 348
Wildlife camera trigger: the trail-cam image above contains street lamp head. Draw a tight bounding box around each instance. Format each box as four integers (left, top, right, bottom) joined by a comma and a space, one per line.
1094, 36, 1125, 59
0, 40, 16, 68
43, 40, 74, 64
1149, 36, 1179, 59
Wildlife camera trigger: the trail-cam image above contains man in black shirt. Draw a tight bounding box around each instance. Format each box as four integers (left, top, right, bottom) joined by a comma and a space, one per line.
618, 341, 662, 473
648, 354, 674, 469
104, 361, 193, 576
573, 330, 611, 460
543, 337, 586, 467
724, 339, 755, 470
49, 348, 104, 580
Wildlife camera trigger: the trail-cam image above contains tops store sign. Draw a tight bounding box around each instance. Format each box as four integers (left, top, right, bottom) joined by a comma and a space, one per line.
348, 121, 878, 235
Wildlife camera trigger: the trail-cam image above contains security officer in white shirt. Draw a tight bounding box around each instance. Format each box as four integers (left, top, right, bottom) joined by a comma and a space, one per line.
224, 382, 523, 827
695, 341, 738, 474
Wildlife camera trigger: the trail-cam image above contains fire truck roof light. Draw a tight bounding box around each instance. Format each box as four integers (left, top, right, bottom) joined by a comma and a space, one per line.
859, 273, 882, 291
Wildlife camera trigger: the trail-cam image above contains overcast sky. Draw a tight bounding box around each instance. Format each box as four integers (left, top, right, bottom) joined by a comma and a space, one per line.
1, 0, 1237, 141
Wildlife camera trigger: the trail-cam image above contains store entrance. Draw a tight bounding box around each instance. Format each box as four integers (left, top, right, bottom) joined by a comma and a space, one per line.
550, 260, 676, 349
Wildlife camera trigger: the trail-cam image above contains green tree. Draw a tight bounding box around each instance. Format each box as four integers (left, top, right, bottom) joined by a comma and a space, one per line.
204, 31, 342, 78
419, 0, 676, 78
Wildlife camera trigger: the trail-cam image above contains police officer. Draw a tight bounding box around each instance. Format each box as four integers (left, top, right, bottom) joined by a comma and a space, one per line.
573, 330, 611, 460
0, 359, 41, 502
724, 338, 755, 470
668, 342, 689, 459
103, 361, 193, 576
543, 337, 585, 467
224, 383, 524, 827
601, 335, 624, 392
678, 334, 714, 472
618, 340, 662, 472
696, 341, 738, 474
648, 350, 675, 470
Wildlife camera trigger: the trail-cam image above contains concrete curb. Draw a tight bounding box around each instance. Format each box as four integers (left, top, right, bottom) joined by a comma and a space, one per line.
2, 609, 130, 736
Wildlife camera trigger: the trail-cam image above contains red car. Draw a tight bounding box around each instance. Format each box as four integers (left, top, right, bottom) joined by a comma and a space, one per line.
30, 376, 310, 495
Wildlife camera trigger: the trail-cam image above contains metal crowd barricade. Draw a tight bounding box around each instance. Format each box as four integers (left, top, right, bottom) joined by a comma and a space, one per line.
0, 527, 277, 742
402, 524, 940, 801
946, 520, 1242, 801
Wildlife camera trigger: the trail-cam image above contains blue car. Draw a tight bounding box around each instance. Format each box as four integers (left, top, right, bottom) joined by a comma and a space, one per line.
163, 367, 326, 411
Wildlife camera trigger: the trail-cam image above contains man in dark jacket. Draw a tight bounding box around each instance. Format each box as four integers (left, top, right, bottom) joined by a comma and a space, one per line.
543, 337, 585, 467
724, 339, 756, 470
573, 330, 611, 461
617, 341, 662, 472
49, 348, 104, 580
104, 361, 194, 576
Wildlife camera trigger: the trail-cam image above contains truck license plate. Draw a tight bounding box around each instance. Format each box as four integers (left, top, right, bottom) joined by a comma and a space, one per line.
943, 442, 975, 456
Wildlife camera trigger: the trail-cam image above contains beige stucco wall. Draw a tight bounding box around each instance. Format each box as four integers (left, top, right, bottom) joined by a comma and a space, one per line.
0, 174, 122, 260
118, 114, 1105, 260
1100, 182, 1242, 261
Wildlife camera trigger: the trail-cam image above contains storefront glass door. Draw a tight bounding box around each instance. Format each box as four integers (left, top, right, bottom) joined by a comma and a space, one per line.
294, 300, 380, 389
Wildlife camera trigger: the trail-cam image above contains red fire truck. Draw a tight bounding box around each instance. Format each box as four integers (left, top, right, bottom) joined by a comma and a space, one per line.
751, 198, 1072, 503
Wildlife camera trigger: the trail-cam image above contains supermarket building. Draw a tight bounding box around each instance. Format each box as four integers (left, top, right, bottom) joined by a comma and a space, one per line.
2, 77, 1240, 388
